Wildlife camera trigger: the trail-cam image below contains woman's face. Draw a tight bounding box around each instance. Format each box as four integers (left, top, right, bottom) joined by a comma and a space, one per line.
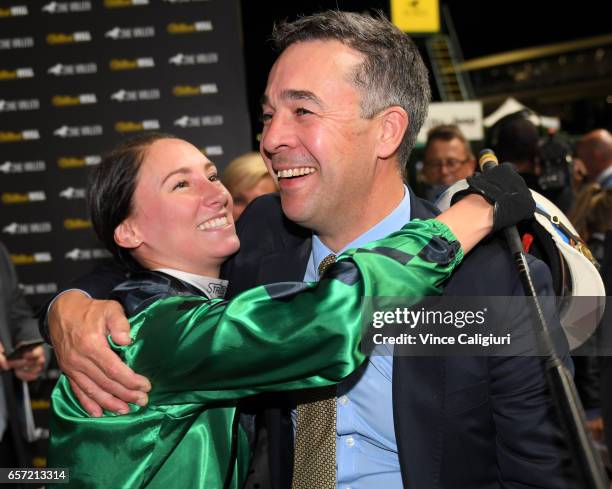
118, 138, 240, 277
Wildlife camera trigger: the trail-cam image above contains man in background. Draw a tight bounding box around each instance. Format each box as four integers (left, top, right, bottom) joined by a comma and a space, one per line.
422, 124, 476, 201
576, 129, 612, 189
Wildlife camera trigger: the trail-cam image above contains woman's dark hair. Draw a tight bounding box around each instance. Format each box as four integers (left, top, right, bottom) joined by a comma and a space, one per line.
87, 132, 175, 268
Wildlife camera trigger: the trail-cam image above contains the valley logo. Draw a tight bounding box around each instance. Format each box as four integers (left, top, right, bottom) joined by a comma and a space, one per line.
169, 52, 218, 66
174, 115, 223, 128
3, 221, 52, 235
110, 88, 160, 102
0, 160, 46, 173
0, 98, 39, 112
53, 125, 103, 138
65, 248, 111, 260
21, 283, 58, 295
42, 1, 91, 13
11, 252, 52, 265
0, 37, 33, 50
105, 26, 155, 40
59, 187, 86, 199
47, 62, 97, 76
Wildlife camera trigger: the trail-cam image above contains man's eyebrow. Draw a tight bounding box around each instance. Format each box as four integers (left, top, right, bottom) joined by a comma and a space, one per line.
161, 162, 215, 185
260, 90, 324, 108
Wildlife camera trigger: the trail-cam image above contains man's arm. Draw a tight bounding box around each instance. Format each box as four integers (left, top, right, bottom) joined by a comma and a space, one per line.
44, 261, 151, 417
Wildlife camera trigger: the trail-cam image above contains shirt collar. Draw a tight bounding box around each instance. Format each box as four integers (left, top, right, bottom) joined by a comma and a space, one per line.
154, 268, 228, 299
597, 166, 612, 186
310, 185, 411, 279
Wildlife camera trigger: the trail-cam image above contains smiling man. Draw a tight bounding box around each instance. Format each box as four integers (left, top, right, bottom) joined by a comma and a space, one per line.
44, 10, 578, 489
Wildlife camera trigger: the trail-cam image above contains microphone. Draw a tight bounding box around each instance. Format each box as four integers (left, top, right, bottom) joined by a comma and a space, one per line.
478, 148, 499, 172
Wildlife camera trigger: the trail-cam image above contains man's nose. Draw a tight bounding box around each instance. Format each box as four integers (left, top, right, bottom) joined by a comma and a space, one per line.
261, 112, 296, 156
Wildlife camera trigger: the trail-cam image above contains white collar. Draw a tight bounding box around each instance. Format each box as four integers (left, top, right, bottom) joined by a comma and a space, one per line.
154, 268, 228, 299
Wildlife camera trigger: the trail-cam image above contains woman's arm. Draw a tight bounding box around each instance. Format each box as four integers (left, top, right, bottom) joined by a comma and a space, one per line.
436, 194, 493, 254
116, 220, 462, 406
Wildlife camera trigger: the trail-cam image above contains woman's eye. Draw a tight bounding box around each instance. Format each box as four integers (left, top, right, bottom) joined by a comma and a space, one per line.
208, 173, 219, 182
173, 180, 189, 190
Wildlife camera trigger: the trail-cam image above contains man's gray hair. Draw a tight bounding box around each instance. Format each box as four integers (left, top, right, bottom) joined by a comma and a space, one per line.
272, 10, 431, 165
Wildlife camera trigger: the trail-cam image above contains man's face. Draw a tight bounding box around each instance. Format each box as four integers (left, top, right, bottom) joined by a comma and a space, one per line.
423, 137, 475, 186
260, 40, 382, 239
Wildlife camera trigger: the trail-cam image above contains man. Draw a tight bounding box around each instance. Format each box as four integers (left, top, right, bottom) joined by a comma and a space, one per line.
576, 129, 612, 189
0, 240, 46, 466
422, 124, 476, 200
45, 11, 578, 488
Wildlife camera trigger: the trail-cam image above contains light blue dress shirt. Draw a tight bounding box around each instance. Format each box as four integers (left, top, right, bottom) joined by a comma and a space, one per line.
301, 186, 411, 489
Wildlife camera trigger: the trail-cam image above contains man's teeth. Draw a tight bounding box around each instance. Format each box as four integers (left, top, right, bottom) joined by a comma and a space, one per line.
197, 216, 228, 231
276, 167, 315, 178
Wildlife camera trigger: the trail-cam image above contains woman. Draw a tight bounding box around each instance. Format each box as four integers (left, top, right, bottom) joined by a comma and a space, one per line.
49, 134, 533, 488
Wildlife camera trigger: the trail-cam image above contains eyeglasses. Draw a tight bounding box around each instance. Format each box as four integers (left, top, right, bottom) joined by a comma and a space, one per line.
423, 158, 470, 172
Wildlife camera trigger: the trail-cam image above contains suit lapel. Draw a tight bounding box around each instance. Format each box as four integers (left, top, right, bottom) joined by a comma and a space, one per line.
256, 236, 312, 284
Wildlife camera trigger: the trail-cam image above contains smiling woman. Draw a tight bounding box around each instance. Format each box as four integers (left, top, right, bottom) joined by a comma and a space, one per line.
46, 133, 527, 488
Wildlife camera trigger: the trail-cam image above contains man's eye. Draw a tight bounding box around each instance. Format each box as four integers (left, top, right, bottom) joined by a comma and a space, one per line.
173, 180, 189, 190
259, 112, 272, 123
295, 107, 312, 116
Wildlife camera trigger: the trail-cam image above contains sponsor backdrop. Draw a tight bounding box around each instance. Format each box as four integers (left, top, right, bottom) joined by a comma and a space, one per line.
0, 0, 251, 466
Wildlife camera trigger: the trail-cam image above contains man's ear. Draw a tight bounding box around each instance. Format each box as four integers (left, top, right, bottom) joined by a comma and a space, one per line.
377, 106, 409, 160
114, 220, 142, 249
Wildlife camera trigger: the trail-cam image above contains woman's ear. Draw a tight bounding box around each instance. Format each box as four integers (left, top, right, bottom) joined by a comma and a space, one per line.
114, 220, 142, 249
377, 106, 409, 160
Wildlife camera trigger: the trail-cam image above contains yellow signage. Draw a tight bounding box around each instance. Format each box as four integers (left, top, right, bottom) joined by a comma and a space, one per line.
172, 85, 200, 96
52, 95, 80, 106
58, 157, 85, 168
391, 0, 440, 33
115, 121, 144, 132
0, 131, 23, 142
11, 254, 35, 264
0, 70, 18, 80
109, 59, 138, 70
64, 218, 92, 229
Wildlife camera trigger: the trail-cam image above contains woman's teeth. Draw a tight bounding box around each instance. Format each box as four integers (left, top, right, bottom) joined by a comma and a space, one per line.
198, 216, 228, 231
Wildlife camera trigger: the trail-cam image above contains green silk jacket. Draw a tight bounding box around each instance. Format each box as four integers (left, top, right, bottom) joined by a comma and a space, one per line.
49, 219, 462, 488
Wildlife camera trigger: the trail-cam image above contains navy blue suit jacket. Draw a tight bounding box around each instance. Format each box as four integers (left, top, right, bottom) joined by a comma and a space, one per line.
224, 192, 579, 489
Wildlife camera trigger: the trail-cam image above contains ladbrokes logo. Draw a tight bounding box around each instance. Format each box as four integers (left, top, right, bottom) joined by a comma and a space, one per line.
0, 67, 34, 80
51, 93, 97, 107
172, 84, 218, 97
174, 115, 223, 128
3, 221, 52, 235
109, 57, 154, 70
0, 37, 33, 50
105, 26, 155, 40
0, 99, 39, 112
115, 119, 160, 132
167, 20, 212, 34
57, 155, 101, 168
53, 125, 103, 138
64, 218, 91, 230
104, 0, 148, 8
0, 160, 46, 174
0, 130, 40, 143
65, 248, 111, 260
201, 145, 223, 156
42, 1, 92, 14
59, 187, 86, 199
2, 191, 46, 204
11, 252, 52, 265
0, 5, 28, 17
110, 88, 160, 102
46, 31, 91, 45
169, 52, 218, 66
48, 62, 97, 76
